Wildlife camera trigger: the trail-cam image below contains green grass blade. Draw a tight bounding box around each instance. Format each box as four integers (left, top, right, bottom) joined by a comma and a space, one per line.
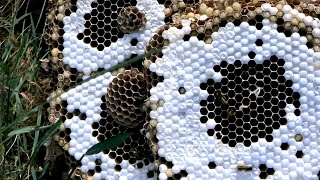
8, 126, 36, 137
7, 125, 50, 137
0, 0, 52, 178
0, 107, 39, 134
36, 1, 46, 29
36, 120, 61, 151
85, 132, 133, 156
31, 106, 42, 153
31, 166, 37, 180
19, 120, 62, 179
38, 162, 49, 179
0, 18, 11, 25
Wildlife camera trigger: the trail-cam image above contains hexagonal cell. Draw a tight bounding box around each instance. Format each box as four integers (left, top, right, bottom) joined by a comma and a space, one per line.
296, 150, 304, 158
208, 161, 216, 169
266, 168, 275, 176
255, 39, 263, 46
178, 87, 186, 94
207, 129, 214, 136
130, 38, 139, 46
294, 134, 303, 142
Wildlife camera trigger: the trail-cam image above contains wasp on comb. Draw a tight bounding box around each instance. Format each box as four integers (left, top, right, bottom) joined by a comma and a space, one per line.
215, 91, 229, 106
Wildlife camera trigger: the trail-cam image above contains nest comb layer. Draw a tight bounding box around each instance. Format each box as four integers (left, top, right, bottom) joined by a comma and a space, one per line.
45, 0, 320, 179
143, 1, 320, 179
44, 0, 202, 179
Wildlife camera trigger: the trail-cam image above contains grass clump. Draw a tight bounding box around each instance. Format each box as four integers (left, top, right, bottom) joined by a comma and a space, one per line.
0, 0, 51, 179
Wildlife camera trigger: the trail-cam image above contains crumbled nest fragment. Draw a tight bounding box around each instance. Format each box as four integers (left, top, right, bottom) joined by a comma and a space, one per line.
117, 6, 147, 33
106, 68, 147, 128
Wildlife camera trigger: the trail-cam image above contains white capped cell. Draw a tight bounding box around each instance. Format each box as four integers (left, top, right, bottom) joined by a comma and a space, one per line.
304, 16, 314, 26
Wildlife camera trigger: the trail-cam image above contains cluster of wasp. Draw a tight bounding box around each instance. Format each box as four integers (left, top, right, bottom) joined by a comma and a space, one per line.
215, 91, 236, 119
214, 85, 263, 120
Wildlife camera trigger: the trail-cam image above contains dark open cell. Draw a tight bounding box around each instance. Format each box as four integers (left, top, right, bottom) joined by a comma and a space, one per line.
201, 56, 301, 147
296, 150, 304, 158
219, 20, 228, 27
130, 38, 139, 46
248, 19, 256, 26
280, 142, 289, 150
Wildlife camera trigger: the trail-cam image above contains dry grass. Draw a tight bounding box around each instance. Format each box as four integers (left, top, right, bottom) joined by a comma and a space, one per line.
0, 0, 54, 179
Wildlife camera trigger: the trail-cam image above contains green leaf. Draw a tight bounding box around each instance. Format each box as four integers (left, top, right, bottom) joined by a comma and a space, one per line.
85, 132, 133, 156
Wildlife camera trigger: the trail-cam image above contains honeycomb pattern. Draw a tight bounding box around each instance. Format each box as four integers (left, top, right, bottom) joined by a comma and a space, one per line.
117, 6, 146, 33
44, 1, 66, 51
60, 0, 164, 77
51, 72, 156, 179
44, 0, 84, 106
106, 69, 146, 128
52, 100, 84, 170
55, 66, 84, 91
46, 0, 164, 173
142, 1, 320, 179
43, 1, 89, 176
48, 65, 84, 124
45, 0, 320, 179
77, 0, 137, 50
200, 56, 301, 147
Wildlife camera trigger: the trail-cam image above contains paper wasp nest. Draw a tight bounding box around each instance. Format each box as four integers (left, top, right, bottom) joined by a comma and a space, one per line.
117, 6, 147, 33
106, 69, 146, 128
45, 0, 320, 179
